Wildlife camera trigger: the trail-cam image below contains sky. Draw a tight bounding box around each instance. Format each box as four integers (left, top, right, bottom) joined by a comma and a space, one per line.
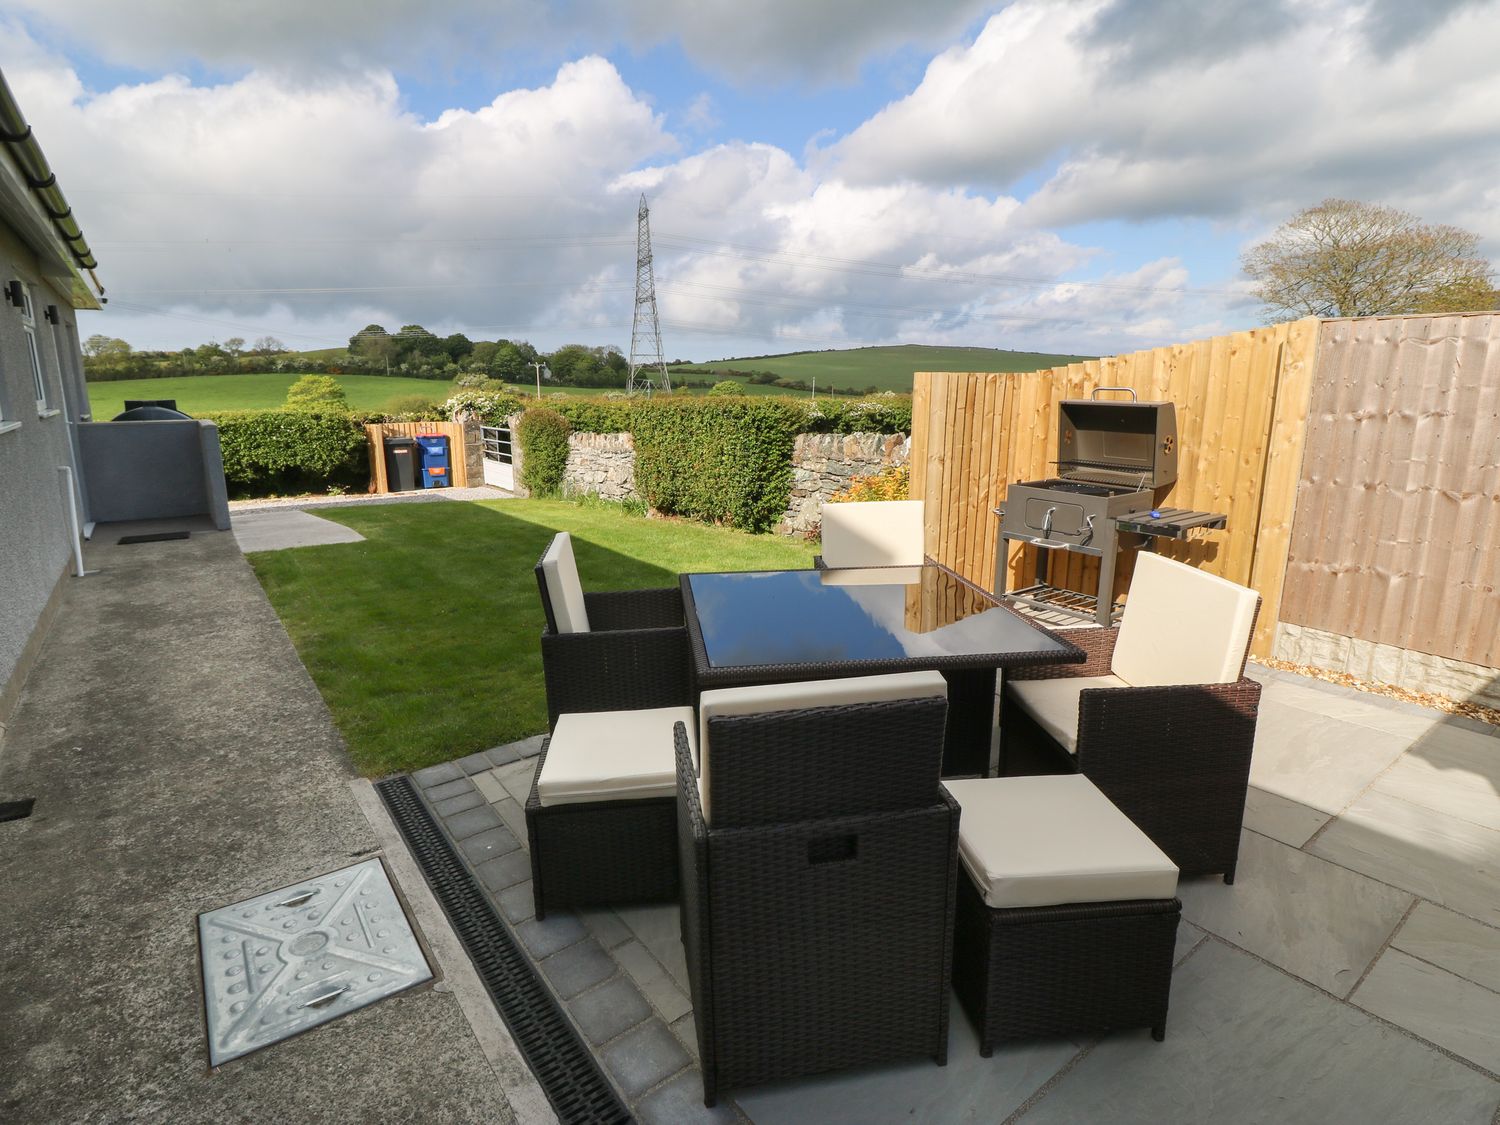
3, 0, 1498, 361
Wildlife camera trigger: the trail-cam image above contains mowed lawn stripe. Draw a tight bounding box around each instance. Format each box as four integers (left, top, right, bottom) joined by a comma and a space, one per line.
248, 499, 816, 776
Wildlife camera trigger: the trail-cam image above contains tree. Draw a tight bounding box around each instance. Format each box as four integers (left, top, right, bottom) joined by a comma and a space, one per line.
284, 375, 349, 411
253, 336, 286, 354
223, 337, 245, 356
442, 333, 474, 362
1242, 199, 1496, 320
83, 334, 131, 358
349, 324, 389, 354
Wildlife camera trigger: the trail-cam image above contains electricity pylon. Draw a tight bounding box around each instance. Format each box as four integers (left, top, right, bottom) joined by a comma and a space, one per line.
627, 194, 670, 394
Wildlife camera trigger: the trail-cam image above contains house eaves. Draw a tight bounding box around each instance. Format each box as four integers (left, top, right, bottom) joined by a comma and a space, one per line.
0, 67, 103, 311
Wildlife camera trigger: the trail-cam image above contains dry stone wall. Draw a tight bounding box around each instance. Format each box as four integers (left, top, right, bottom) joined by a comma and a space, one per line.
776, 432, 910, 536
562, 431, 640, 502
551, 428, 910, 533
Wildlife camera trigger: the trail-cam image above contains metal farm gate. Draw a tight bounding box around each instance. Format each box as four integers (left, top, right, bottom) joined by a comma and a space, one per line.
481, 425, 514, 491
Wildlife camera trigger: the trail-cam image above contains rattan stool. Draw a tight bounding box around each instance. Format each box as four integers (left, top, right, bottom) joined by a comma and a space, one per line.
525, 706, 694, 918
944, 775, 1181, 1054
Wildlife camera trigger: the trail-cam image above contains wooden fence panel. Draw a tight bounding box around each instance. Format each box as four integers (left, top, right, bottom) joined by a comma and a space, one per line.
912, 317, 1321, 660
1279, 313, 1500, 667
364, 421, 471, 492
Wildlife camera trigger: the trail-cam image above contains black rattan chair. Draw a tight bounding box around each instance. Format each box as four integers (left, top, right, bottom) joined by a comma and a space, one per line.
534, 531, 691, 725
1000, 552, 1262, 883
675, 672, 960, 1106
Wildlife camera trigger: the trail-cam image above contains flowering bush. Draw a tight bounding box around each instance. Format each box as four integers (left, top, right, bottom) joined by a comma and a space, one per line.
829, 464, 910, 503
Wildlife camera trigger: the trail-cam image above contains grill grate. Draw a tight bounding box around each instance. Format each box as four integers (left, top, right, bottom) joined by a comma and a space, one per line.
375, 776, 631, 1125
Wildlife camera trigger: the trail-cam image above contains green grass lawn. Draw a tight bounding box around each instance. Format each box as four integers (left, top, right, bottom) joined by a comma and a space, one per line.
86, 373, 450, 417
248, 498, 816, 777
679, 344, 1094, 393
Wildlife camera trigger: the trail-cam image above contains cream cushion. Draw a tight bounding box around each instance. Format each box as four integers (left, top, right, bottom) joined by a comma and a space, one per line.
536, 706, 694, 806
540, 532, 591, 634
1110, 552, 1258, 687
942, 775, 1178, 909
1005, 676, 1128, 754
820, 500, 925, 568
695, 670, 947, 824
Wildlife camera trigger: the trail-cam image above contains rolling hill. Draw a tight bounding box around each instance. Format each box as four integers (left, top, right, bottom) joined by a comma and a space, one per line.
675, 344, 1094, 393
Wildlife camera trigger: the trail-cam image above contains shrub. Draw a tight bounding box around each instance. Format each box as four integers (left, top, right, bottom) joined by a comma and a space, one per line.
631, 397, 804, 532
709, 380, 745, 396
800, 396, 912, 434
829, 464, 910, 503
284, 374, 349, 411
516, 407, 571, 496
382, 394, 443, 420
441, 389, 525, 425
207, 409, 368, 498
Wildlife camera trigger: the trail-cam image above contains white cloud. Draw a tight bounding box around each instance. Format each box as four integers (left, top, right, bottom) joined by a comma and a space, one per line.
11, 0, 994, 84
831, 0, 1500, 250
3, 41, 678, 348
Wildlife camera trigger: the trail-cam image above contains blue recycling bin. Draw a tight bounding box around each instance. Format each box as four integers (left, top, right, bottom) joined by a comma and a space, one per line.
415, 434, 452, 489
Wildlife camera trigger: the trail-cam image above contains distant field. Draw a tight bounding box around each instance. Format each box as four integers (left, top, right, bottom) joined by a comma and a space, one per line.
86, 374, 449, 417
679, 344, 1094, 393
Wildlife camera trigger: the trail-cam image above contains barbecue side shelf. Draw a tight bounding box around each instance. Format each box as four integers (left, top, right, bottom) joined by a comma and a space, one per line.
991, 505, 1227, 627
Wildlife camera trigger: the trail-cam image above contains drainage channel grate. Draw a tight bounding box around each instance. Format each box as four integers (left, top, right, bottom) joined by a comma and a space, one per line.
118, 531, 191, 545
376, 776, 631, 1125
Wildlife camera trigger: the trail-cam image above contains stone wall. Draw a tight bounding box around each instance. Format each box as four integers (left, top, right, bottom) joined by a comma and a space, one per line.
525, 427, 911, 528
562, 431, 639, 502
1273, 622, 1500, 710
776, 432, 910, 536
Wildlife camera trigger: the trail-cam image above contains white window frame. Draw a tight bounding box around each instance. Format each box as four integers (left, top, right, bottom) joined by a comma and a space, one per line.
20, 285, 52, 416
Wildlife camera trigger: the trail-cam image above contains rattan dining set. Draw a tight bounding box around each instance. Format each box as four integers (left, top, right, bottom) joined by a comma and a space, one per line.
524, 519, 1263, 1106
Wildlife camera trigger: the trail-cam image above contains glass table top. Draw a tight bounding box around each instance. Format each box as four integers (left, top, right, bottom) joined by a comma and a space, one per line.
684, 566, 1079, 671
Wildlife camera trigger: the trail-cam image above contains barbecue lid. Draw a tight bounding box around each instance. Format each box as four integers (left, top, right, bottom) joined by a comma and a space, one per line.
1056, 387, 1177, 489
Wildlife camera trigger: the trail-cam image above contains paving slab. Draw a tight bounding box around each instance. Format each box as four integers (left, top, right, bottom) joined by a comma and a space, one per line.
1178, 832, 1414, 996
540, 938, 618, 1000
635, 1068, 740, 1124
1020, 941, 1500, 1124
599, 1020, 690, 1101
1259, 678, 1450, 741
1249, 700, 1412, 814
232, 508, 366, 552
1242, 785, 1332, 848
1353, 948, 1500, 1074
1391, 903, 1500, 994
616, 902, 691, 990
1371, 727, 1500, 831
568, 976, 653, 1046
0, 524, 516, 1122
736, 993, 1082, 1124
1309, 790, 1500, 927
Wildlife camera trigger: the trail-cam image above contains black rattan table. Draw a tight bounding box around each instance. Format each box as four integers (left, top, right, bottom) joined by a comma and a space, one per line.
680, 563, 1086, 776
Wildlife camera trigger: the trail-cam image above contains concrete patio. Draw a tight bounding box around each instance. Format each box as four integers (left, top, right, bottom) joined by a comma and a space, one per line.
2, 510, 1498, 1122
414, 663, 1500, 1122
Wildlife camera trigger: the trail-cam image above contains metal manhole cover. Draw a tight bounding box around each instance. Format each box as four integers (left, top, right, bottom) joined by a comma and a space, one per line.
198, 857, 432, 1065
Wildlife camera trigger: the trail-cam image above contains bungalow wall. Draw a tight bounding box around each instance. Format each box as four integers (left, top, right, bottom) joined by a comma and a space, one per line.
0, 220, 92, 731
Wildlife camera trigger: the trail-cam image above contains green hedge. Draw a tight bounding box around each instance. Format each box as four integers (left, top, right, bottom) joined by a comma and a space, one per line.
516, 407, 571, 496
631, 397, 806, 532
206, 410, 368, 498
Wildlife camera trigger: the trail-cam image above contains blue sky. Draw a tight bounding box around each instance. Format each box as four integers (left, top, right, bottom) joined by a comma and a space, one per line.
3, 0, 1496, 359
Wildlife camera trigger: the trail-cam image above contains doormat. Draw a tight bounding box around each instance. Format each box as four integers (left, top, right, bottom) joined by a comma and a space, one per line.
198, 857, 432, 1065
118, 531, 191, 545
0, 798, 35, 822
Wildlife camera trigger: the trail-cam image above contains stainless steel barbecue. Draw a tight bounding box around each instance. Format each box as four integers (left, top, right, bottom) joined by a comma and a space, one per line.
994, 388, 1223, 625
